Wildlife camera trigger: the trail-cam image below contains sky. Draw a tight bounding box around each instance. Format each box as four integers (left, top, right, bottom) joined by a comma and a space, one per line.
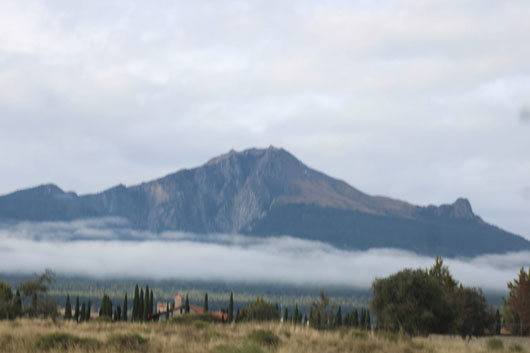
0, 1, 529, 238
0, 219, 527, 290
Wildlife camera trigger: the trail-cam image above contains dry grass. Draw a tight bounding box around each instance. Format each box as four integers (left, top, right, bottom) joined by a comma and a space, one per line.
0, 319, 528, 353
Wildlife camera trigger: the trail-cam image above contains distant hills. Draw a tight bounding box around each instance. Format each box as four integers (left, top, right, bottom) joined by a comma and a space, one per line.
1, 146, 529, 257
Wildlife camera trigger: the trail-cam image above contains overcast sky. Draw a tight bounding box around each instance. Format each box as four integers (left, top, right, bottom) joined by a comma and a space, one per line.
0, 1, 529, 238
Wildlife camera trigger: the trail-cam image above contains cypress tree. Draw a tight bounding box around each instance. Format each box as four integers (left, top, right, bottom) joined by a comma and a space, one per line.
87, 300, 91, 321
139, 289, 144, 322
74, 296, 80, 322
360, 309, 366, 329
316, 310, 321, 330
64, 295, 72, 320
204, 293, 208, 312
353, 309, 359, 327
336, 306, 342, 326
228, 292, 234, 323
14, 289, 22, 318
80, 303, 86, 322
293, 304, 299, 324
283, 307, 288, 322
122, 293, 128, 322
31, 292, 38, 317
117, 305, 122, 322
166, 302, 169, 320
149, 290, 154, 316
185, 294, 190, 314
133, 285, 139, 321
366, 309, 371, 330
143, 285, 149, 321
495, 309, 501, 335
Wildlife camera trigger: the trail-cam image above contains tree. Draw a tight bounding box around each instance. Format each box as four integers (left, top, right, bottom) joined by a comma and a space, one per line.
149, 290, 154, 317
360, 309, 366, 329
117, 306, 122, 322
504, 267, 530, 335
87, 300, 91, 321
293, 304, 300, 325
336, 306, 342, 327
228, 292, 234, 323
283, 307, 289, 323
310, 291, 333, 330
133, 285, 139, 321
80, 303, 86, 322
428, 256, 459, 294
13, 290, 22, 318
139, 289, 144, 322
452, 287, 493, 340
495, 309, 501, 335
371, 268, 451, 336
366, 309, 371, 330
237, 298, 281, 322
185, 294, 190, 314
204, 293, 209, 313
143, 285, 149, 321
165, 302, 169, 320
122, 293, 128, 321
64, 295, 72, 320
0, 281, 13, 319
74, 296, 80, 322
352, 309, 359, 327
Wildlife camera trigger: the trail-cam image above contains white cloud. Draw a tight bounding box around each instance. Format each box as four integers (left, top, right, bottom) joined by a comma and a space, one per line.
0, 220, 527, 291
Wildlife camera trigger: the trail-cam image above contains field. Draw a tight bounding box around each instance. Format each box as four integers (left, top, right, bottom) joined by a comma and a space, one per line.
0, 319, 528, 353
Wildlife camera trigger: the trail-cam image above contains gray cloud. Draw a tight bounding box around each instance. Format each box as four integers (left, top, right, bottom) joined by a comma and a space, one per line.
0, 220, 527, 291
0, 1, 530, 239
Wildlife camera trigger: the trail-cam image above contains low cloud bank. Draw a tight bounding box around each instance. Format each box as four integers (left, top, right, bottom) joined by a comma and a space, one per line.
0, 219, 527, 291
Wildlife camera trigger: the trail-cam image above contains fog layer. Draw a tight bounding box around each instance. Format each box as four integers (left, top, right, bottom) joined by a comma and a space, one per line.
0, 219, 526, 291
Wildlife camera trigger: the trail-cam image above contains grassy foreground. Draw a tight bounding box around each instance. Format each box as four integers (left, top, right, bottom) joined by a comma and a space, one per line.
0, 319, 528, 353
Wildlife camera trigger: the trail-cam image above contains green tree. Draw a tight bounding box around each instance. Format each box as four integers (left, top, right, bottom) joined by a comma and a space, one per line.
452, 287, 493, 340
143, 285, 149, 321
504, 267, 530, 335
228, 292, 234, 323
204, 293, 209, 313
495, 309, 501, 335
122, 293, 128, 321
185, 294, 190, 314
237, 297, 280, 322
283, 307, 289, 322
64, 295, 72, 320
166, 302, 169, 320
139, 289, 144, 322
336, 306, 342, 326
149, 289, 154, 317
428, 256, 459, 294
74, 296, 80, 322
310, 291, 333, 330
80, 303, 86, 322
366, 309, 371, 330
117, 305, 122, 322
133, 284, 139, 321
13, 289, 22, 318
86, 299, 91, 321
371, 268, 451, 336
360, 309, 366, 329
0, 281, 13, 319
352, 309, 359, 327
293, 304, 300, 325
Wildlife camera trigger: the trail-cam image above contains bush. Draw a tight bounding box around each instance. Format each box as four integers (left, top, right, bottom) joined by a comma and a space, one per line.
509, 343, 525, 352
193, 319, 209, 329
172, 313, 221, 325
107, 333, 147, 350
486, 338, 504, 350
35, 333, 99, 351
247, 329, 280, 348
212, 343, 264, 353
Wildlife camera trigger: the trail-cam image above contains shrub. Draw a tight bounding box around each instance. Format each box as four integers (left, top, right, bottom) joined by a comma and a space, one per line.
247, 329, 280, 348
485, 337, 503, 350
193, 320, 209, 329
212, 343, 264, 353
107, 333, 147, 350
352, 330, 368, 340
172, 313, 221, 324
509, 343, 525, 352
35, 333, 99, 351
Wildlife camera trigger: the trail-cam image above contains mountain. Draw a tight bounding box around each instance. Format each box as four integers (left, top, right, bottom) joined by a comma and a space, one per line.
1, 146, 529, 257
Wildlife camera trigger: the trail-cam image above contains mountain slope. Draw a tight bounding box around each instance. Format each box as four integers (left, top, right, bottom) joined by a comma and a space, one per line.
0, 146, 528, 256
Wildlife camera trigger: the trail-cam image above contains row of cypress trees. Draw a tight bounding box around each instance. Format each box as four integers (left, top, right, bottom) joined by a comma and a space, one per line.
64, 295, 91, 322
132, 284, 153, 321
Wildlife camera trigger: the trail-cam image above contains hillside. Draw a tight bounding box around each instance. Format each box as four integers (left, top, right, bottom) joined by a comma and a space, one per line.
0, 146, 528, 257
